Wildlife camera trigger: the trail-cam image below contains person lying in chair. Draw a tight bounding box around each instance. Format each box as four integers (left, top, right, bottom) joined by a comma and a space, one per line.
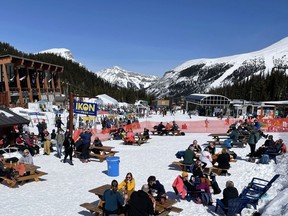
124, 129, 136, 144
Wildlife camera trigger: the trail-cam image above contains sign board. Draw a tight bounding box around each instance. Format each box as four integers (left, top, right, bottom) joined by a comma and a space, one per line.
73, 101, 97, 116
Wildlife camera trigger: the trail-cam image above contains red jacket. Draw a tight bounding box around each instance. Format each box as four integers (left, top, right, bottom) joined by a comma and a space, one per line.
172, 175, 187, 199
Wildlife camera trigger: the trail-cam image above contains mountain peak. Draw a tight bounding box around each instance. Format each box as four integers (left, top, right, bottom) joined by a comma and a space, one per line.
147, 36, 288, 98
38, 48, 75, 61
97, 66, 159, 90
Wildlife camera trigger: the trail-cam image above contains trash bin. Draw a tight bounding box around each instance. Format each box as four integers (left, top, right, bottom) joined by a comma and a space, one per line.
106, 156, 120, 177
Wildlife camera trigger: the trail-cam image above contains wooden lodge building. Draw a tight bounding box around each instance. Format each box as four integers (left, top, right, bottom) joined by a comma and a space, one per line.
0, 55, 64, 107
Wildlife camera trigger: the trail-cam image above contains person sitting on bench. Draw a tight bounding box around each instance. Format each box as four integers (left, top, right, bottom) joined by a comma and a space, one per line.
19, 149, 34, 165
183, 145, 196, 172
216, 148, 231, 176
118, 172, 135, 195
102, 180, 128, 215
127, 184, 155, 216
91, 137, 103, 154
156, 122, 165, 135
191, 140, 202, 153
0, 154, 15, 181
142, 128, 150, 139
172, 171, 188, 199
147, 176, 166, 202
124, 129, 136, 144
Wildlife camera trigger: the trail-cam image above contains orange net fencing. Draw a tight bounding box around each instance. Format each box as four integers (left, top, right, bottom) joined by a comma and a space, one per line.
73, 118, 288, 141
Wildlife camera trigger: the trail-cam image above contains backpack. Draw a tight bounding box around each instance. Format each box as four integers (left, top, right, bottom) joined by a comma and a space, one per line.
259, 154, 270, 164
211, 180, 222, 194
224, 139, 232, 149
5, 157, 19, 163
282, 144, 287, 153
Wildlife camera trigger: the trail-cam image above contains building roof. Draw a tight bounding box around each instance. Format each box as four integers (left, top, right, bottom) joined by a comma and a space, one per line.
0, 108, 30, 127
96, 94, 118, 105
186, 93, 230, 106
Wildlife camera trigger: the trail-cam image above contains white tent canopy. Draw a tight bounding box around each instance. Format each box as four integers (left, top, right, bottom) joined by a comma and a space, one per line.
95, 94, 119, 106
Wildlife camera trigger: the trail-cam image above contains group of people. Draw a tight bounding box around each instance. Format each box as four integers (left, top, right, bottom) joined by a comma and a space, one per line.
154, 121, 179, 135
100, 172, 166, 216
100, 169, 239, 215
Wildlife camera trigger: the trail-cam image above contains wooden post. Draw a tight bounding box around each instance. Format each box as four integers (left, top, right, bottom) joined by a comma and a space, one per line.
69, 92, 74, 133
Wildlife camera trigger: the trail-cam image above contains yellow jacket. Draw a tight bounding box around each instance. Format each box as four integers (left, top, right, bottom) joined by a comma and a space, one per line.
118, 178, 135, 192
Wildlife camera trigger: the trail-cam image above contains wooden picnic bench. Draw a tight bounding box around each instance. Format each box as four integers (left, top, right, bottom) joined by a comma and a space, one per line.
74, 146, 119, 162
155, 198, 183, 215
171, 161, 193, 171
85, 184, 182, 216
135, 134, 149, 145
151, 128, 182, 136
1, 163, 47, 188
204, 166, 230, 176
208, 133, 229, 141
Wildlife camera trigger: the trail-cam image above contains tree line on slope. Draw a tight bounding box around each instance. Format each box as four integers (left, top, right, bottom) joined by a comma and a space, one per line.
208, 69, 288, 101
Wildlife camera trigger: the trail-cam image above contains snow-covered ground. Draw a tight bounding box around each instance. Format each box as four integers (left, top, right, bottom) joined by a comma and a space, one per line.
1, 110, 287, 216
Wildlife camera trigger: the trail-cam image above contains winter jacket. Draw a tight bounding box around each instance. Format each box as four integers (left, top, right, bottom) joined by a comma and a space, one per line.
199, 150, 213, 167
19, 154, 34, 165
183, 149, 196, 164
80, 132, 92, 145
217, 153, 230, 169
172, 175, 187, 198
56, 133, 65, 144
102, 189, 124, 214
127, 190, 154, 216
118, 178, 135, 192
149, 180, 166, 198
222, 187, 239, 206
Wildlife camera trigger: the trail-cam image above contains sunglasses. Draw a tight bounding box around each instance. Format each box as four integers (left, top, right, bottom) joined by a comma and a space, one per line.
126, 176, 132, 179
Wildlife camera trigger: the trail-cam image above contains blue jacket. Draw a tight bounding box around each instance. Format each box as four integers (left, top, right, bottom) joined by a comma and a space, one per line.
80, 132, 92, 144
102, 189, 124, 213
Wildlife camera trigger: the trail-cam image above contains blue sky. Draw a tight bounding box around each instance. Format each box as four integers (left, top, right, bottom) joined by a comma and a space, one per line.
1, 0, 288, 76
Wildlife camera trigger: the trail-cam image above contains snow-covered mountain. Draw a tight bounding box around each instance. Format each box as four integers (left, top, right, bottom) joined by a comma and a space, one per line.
96, 66, 159, 90
38, 48, 75, 61
147, 37, 288, 98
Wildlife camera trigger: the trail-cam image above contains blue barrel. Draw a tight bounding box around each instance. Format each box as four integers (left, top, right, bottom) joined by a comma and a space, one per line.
106, 156, 120, 177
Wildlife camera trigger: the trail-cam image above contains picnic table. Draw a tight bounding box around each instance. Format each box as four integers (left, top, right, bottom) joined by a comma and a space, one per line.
2, 163, 47, 188
74, 146, 119, 162
208, 133, 229, 141
84, 184, 182, 215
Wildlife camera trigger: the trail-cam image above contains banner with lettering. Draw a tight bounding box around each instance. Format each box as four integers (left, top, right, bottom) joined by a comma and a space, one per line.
73, 101, 97, 116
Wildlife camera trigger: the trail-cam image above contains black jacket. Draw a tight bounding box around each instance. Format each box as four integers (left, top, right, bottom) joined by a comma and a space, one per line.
127, 190, 154, 216
222, 187, 239, 206
217, 153, 230, 169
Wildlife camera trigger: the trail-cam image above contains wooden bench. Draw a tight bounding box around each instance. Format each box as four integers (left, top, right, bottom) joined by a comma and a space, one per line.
155, 199, 183, 215
89, 151, 119, 162
1, 170, 47, 188
171, 161, 193, 171
135, 135, 149, 145
204, 166, 230, 176
80, 202, 102, 216
74, 148, 119, 162
207, 140, 246, 148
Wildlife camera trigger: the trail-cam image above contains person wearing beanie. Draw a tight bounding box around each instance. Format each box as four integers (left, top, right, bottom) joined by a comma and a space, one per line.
172, 172, 188, 199
19, 149, 34, 165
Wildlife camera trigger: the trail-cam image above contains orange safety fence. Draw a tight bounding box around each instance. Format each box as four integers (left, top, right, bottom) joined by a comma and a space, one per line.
72, 118, 288, 141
